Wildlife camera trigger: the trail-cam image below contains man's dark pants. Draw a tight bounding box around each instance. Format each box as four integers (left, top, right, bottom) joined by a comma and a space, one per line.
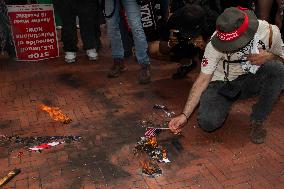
198, 60, 284, 132
53, 0, 100, 52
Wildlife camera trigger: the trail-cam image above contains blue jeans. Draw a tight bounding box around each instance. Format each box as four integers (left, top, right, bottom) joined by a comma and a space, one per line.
105, 0, 149, 64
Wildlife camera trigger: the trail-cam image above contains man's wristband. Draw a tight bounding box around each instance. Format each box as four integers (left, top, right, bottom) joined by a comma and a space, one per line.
181, 112, 189, 122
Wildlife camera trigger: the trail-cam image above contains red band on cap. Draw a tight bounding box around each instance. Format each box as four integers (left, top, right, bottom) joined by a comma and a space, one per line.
216, 13, 249, 41
237, 6, 248, 11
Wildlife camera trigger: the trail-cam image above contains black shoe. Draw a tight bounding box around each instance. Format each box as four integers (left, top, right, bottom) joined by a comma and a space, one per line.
138, 64, 151, 84
172, 60, 196, 79
108, 59, 127, 78
250, 121, 267, 144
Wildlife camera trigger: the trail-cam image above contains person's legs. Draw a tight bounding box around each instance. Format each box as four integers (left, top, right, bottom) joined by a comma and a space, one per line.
53, 0, 77, 63
0, 1, 15, 58
257, 0, 273, 21
249, 61, 284, 123
77, 0, 99, 50
54, 0, 77, 52
240, 61, 284, 143
77, 0, 99, 60
122, 0, 151, 84
122, 0, 149, 64
198, 81, 234, 132
119, 9, 134, 58
105, 0, 124, 60
105, 0, 127, 78
275, 0, 283, 29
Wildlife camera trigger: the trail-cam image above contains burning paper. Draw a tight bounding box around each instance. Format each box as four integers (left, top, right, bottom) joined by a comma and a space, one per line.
2, 135, 82, 152
39, 104, 72, 124
134, 137, 170, 163
153, 104, 175, 118
29, 141, 62, 152
140, 161, 162, 178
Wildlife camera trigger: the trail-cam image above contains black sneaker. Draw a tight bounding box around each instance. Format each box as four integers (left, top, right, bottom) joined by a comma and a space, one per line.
172, 60, 196, 79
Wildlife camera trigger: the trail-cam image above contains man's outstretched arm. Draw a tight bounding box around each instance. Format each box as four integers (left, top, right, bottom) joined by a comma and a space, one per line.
169, 72, 213, 133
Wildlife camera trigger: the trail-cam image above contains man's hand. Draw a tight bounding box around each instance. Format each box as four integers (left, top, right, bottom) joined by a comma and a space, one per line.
246, 49, 274, 65
168, 114, 187, 134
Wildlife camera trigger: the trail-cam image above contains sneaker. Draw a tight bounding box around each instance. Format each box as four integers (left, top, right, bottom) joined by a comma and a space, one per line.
108, 59, 126, 78
138, 64, 151, 84
65, 52, 76, 63
250, 121, 267, 144
86, 48, 98, 61
172, 59, 197, 79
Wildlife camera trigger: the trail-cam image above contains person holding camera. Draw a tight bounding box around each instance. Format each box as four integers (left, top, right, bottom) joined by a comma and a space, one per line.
104, 0, 151, 84
159, 4, 218, 79
169, 7, 284, 144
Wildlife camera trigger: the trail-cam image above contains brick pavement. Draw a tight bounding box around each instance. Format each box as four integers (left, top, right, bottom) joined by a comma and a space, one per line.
0, 33, 283, 189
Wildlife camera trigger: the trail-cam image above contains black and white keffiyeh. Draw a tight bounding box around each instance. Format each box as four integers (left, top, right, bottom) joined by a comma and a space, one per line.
233, 34, 262, 74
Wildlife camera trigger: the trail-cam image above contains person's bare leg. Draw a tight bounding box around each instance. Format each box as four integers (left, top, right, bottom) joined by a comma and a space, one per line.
258, 0, 273, 21
275, 0, 284, 29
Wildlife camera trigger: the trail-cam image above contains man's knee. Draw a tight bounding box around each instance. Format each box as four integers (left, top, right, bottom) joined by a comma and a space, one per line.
262, 60, 284, 76
197, 114, 224, 132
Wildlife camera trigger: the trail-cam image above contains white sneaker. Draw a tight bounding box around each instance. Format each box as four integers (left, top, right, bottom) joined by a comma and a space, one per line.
86, 48, 98, 61
65, 52, 76, 63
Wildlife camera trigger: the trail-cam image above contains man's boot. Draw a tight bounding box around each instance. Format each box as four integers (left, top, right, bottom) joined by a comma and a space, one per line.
250, 121, 267, 144
108, 59, 126, 78
138, 64, 151, 84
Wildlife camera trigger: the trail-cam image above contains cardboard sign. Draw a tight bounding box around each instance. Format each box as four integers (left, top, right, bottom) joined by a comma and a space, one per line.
7, 4, 59, 61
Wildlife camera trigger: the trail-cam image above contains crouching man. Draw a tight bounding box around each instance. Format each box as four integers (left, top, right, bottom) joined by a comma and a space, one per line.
169, 7, 284, 144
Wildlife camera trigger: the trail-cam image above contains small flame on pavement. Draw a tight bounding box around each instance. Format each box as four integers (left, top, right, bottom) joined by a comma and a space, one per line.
134, 136, 170, 163
140, 160, 162, 177
147, 136, 158, 148
39, 104, 72, 124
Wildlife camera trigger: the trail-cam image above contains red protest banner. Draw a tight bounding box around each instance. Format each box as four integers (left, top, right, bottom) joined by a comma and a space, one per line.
7, 4, 59, 61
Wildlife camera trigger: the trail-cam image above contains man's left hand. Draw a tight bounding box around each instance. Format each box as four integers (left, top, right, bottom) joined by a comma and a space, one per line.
246, 49, 274, 65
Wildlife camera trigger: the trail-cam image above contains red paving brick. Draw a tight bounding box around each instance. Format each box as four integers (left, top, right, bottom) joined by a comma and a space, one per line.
0, 31, 283, 189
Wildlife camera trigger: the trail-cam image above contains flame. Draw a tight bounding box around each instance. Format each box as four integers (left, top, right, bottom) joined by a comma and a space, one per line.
140, 160, 155, 175
162, 149, 167, 159
147, 137, 158, 147
39, 104, 72, 124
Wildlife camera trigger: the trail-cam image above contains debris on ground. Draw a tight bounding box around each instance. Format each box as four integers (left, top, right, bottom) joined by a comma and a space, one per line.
17, 151, 24, 158
140, 161, 162, 178
0, 169, 21, 187
29, 141, 62, 152
134, 137, 170, 164
153, 104, 175, 118
134, 104, 174, 177
139, 120, 169, 129
39, 104, 72, 124
0, 135, 82, 152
